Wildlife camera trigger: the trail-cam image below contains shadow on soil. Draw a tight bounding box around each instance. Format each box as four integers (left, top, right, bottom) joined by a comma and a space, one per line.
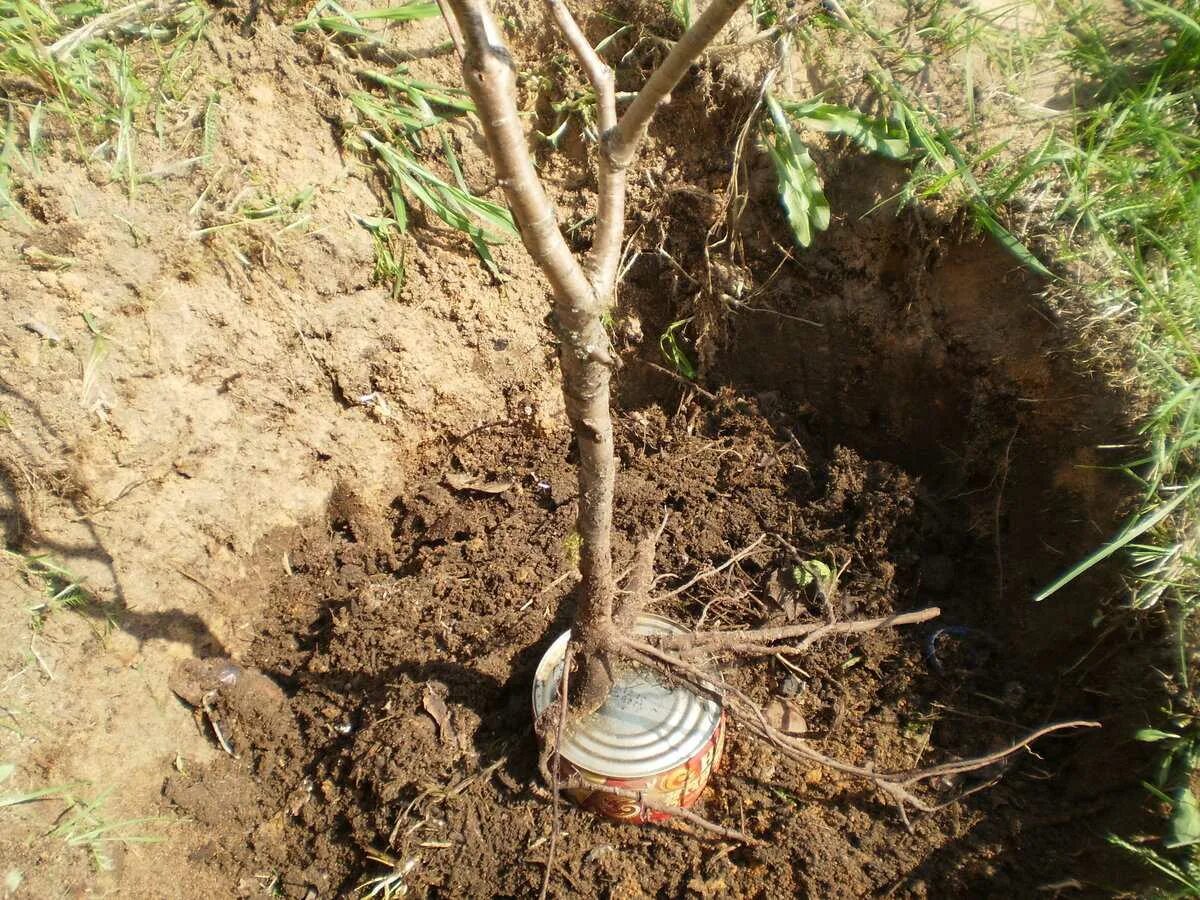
1, 377, 228, 657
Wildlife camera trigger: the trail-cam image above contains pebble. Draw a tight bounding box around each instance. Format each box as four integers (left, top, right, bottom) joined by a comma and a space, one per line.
1002, 681, 1027, 709
780, 674, 804, 697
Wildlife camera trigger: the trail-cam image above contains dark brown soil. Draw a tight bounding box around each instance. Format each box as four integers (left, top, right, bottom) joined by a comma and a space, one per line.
165, 389, 1155, 898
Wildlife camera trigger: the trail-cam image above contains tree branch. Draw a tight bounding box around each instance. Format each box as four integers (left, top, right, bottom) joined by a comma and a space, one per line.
610, 0, 748, 169
539, 0, 624, 298
444, 0, 598, 327
540, 1, 615, 132
435, 0, 466, 58
445, 0, 617, 641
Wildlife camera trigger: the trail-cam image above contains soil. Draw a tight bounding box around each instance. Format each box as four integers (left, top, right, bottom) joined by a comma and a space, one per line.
160, 395, 1147, 898
0, 1, 1169, 898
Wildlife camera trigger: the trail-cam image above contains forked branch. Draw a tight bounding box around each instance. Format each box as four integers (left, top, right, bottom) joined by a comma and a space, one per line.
441, 0, 752, 711
541, 0, 748, 297
438, 0, 1097, 850
538, 0, 622, 296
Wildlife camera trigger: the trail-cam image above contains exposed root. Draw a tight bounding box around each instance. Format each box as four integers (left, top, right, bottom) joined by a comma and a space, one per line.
655, 533, 767, 600
537, 640, 574, 900
614, 512, 670, 628
615, 633, 1099, 824
538, 525, 1100, 838
649, 607, 943, 658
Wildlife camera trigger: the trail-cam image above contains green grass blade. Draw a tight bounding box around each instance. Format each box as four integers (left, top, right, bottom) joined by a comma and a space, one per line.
0, 783, 80, 809
1133, 0, 1200, 38
1035, 479, 1200, 601
351, 2, 439, 22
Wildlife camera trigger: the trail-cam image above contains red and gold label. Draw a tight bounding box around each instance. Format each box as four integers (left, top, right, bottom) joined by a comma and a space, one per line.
558, 713, 726, 823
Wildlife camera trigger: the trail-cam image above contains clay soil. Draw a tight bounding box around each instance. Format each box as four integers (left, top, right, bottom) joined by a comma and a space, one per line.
0, 1, 1170, 898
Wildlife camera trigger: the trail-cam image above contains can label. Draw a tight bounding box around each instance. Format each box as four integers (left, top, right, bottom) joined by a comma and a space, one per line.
557, 714, 726, 822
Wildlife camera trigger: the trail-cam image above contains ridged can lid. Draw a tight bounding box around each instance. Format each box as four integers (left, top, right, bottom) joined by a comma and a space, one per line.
531, 614, 723, 779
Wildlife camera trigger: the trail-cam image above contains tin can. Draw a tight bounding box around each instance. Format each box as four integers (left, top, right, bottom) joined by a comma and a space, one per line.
531, 614, 725, 823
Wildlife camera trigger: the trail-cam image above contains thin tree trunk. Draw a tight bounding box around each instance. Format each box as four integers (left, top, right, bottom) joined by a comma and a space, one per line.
444, 0, 749, 714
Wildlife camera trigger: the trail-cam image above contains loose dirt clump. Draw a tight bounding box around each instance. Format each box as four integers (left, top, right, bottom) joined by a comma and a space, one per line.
163, 393, 1130, 897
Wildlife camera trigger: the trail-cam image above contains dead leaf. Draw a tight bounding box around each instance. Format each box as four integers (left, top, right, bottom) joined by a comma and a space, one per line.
422, 683, 455, 744
444, 471, 513, 494
765, 569, 797, 620
764, 698, 807, 735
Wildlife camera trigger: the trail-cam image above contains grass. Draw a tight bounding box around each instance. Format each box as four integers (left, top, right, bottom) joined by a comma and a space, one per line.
299, 0, 515, 286
6, 550, 119, 642
44, 787, 166, 872
1042, 2, 1200, 882
0, 0, 207, 199
192, 184, 316, 238
0, 771, 165, 874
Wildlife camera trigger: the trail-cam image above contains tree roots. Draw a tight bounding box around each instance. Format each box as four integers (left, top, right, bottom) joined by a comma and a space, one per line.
543, 530, 1100, 844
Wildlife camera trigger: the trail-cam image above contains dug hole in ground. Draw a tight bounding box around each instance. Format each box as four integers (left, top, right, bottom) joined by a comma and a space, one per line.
0, 2, 1162, 897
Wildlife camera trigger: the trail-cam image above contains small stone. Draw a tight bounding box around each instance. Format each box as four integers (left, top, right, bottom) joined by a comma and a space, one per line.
764, 698, 806, 735
585, 845, 614, 864
780, 675, 804, 697
804, 768, 822, 785
1002, 681, 1027, 709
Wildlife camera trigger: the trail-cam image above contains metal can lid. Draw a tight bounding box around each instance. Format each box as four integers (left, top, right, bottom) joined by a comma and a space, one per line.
532, 614, 723, 779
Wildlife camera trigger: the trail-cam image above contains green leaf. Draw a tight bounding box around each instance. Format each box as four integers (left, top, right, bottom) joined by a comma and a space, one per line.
1133, 0, 1200, 39
781, 99, 912, 160
294, 2, 438, 36
351, 2, 439, 22
669, 0, 694, 29
765, 95, 829, 249
362, 71, 475, 115
970, 202, 1054, 278
659, 318, 697, 379
1165, 788, 1200, 849
1134, 728, 1181, 742
793, 559, 834, 590
364, 132, 514, 240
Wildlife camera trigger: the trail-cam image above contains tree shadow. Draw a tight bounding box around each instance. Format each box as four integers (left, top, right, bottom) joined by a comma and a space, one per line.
0, 374, 228, 658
